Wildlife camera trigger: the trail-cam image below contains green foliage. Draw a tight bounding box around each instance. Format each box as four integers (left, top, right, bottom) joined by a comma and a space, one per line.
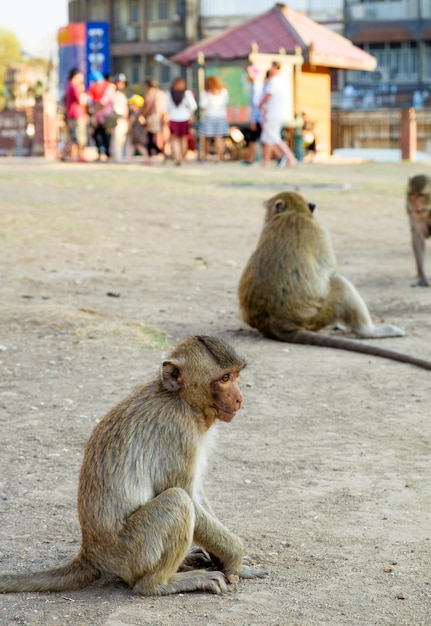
0, 28, 22, 93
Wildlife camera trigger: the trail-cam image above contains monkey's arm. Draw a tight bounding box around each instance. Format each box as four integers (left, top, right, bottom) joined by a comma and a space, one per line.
193, 502, 266, 581
179, 492, 219, 569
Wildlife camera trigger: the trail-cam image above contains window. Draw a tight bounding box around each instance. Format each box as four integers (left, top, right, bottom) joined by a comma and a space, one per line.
160, 65, 171, 84
146, 0, 172, 22
130, 0, 140, 23
113, 4, 120, 26
88, 0, 105, 21
422, 42, 431, 79
364, 41, 417, 80
175, 1, 185, 17
132, 64, 140, 84
158, 1, 169, 20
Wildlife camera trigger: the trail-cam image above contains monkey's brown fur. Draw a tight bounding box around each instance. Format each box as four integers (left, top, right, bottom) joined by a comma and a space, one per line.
406, 174, 431, 287
0, 336, 266, 596
238, 191, 431, 371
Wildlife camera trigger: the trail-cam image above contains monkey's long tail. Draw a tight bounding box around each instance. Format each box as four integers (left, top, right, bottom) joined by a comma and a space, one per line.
0, 554, 101, 593
273, 329, 431, 371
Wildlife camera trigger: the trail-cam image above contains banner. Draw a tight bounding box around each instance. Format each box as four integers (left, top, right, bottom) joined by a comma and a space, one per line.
58, 22, 110, 100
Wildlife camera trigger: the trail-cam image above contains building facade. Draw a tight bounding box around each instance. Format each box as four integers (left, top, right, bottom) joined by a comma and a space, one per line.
343, 0, 431, 108
67, 0, 431, 108
67, 0, 345, 90
67, 0, 279, 88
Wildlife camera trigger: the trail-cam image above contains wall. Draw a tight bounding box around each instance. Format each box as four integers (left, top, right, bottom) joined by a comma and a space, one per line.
0, 111, 28, 156
331, 108, 431, 155
299, 68, 331, 155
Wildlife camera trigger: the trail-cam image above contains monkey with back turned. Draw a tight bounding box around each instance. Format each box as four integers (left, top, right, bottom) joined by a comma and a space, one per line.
0, 335, 266, 596
238, 191, 431, 371
406, 174, 431, 287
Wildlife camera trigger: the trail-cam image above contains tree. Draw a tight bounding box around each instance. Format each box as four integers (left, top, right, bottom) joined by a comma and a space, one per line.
0, 29, 22, 96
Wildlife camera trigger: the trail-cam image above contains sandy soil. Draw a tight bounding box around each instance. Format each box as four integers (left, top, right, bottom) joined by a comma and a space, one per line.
0, 156, 430, 626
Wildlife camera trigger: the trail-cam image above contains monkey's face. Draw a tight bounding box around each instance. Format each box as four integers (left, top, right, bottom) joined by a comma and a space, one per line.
408, 192, 430, 214
408, 175, 431, 214
210, 370, 243, 422
161, 336, 246, 427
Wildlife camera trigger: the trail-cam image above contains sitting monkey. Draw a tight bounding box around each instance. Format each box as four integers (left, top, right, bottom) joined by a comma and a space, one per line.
0, 336, 266, 596
238, 191, 431, 370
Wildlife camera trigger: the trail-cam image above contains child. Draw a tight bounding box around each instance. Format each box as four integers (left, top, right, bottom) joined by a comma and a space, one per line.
127, 94, 151, 164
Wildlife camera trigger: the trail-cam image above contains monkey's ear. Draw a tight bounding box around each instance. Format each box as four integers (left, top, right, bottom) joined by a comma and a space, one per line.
272, 199, 285, 215
161, 360, 185, 390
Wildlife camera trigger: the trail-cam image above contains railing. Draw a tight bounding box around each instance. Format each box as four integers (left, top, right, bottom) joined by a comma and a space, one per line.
331, 108, 431, 155
347, 0, 418, 20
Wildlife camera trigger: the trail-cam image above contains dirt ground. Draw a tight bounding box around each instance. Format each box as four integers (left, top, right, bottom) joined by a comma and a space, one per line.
0, 156, 430, 626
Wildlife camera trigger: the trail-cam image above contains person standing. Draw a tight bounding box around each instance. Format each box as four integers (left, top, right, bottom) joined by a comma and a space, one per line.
198, 75, 230, 162
63, 68, 88, 162
110, 73, 129, 163
242, 66, 263, 165
142, 79, 164, 157
165, 76, 197, 166
258, 61, 297, 168
87, 71, 114, 161
127, 94, 150, 163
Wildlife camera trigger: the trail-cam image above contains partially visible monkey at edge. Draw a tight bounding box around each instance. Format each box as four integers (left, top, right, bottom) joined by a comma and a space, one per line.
0, 335, 266, 596
238, 191, 431, 371
406, 174, 431, 287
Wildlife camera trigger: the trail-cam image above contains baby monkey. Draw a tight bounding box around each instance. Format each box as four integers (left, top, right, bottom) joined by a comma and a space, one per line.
0, 335, 266, 596
406, 174, 431, 287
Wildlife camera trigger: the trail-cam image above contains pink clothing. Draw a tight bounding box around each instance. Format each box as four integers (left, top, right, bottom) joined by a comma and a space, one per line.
65, 82, 85, 120
95, 83, 116, 125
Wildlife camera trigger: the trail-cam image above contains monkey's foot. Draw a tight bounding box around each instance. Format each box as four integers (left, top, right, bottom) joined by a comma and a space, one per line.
238, 556, 268, 579
179, 548, 213, 571
358, 324, 405, 338
238, 564, 268, 579
134, 570, 228, 595
168, 570, 228, 595
410, 278, 429, 287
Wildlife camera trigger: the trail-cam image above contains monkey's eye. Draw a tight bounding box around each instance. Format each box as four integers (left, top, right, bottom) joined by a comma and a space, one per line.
220, 373, 231, 383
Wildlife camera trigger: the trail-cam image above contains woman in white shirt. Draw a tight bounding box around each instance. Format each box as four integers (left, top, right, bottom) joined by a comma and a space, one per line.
198, 75, 230, 162
110, 73, 129, 163
165, 77, 197, 166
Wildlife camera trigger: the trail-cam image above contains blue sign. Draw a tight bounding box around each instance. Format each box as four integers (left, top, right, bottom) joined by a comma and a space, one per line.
85, 22, 110, 85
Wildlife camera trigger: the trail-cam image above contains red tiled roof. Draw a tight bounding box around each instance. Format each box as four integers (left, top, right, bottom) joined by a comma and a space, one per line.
172, 3, 376, 72
285, 6, 376, 70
